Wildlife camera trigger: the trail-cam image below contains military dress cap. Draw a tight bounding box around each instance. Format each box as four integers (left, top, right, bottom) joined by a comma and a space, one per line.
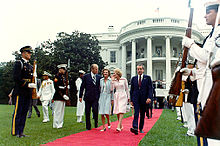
57, 64, 67, 70
79, 70, 85, 74
205, 0, 220, 12
20, 46, 32, 53
187, 60, 194, 65
42, 71, 52, 77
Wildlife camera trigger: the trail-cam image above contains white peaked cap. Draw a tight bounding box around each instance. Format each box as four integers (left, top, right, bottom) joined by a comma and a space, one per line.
79, 70, 85, 74
204, 0, 220, 7
57, 64, 67, 69
42, 71, 52, 76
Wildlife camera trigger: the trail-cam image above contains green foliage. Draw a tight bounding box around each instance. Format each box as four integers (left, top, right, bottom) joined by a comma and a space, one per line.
0, 106, 197, 146
0, 105, 132, 145
139, 109, 197, 146
0, 61, 15, 104
0, 31, 107, 105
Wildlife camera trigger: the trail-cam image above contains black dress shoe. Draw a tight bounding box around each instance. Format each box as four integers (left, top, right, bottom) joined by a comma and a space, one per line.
20, 134, 30, 137
130, 128, 138, 135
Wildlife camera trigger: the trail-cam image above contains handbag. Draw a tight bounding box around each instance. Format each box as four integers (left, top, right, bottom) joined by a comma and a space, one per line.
126, 103, 131, 113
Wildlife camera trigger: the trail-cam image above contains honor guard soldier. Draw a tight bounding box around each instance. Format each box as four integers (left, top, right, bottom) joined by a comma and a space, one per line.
11, 46, 36, 138
53, 64, 69, 128
182, 0, 220, 145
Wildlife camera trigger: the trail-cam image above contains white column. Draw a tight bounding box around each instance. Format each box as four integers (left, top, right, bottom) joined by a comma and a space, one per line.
121, 44, 127, 78
131, 39, 136, 77
146, 36, 152, 77
165, 36, 171, 89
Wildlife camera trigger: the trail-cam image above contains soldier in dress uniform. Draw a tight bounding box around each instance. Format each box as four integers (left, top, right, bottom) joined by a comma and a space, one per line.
11, 46, 37, 138
52, 64, 69, 128
37, 71, 55, 123
75, 70, 85, 123
182, 0, 220, 145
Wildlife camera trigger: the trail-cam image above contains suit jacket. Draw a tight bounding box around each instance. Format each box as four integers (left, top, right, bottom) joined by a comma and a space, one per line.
130, 74, 153, 104
79, 73, 101, 102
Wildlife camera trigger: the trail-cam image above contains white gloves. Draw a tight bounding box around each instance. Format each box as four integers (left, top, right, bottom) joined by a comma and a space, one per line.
59, 86, 65, 89
182, 36, 195, 48
59, 85, 70, 89
63, 95, 69, 100
28, 83, 37, 88
182, 89, 189, 94
180, 68, 192, 76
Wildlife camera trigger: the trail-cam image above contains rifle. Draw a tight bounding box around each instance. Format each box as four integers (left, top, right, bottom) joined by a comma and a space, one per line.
195, 65, 220, 139
32, 60, 38, 99
169, 8, 194, 96
65, 59, 71, 106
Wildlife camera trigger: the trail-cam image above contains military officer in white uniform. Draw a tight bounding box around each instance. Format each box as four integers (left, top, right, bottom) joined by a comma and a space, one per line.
182, 0, 220, 145
75, 70, 85, 123
37, 71, 55, 123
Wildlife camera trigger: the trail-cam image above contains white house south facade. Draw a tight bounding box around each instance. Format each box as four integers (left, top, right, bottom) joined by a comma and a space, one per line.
93, 17, 206, 98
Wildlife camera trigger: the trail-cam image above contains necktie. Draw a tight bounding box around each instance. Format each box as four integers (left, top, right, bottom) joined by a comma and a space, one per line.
93, 75, 96, 85
139, 75, 141, 87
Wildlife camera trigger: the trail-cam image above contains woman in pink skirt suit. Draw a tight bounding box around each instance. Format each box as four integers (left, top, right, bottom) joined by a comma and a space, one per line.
111, 68, 130, 132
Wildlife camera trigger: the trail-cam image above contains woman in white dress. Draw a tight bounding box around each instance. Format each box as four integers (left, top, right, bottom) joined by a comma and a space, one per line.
98, 69, 113, 131
111, 68, 130, 132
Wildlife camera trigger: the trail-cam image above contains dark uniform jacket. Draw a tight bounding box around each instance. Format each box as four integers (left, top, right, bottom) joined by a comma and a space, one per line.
53, 73, 66, 101
185, 76, 199, 104
13, 59, 33, 97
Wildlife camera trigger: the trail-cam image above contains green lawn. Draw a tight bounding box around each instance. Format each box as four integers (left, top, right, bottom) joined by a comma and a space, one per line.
0, 105, 196, 146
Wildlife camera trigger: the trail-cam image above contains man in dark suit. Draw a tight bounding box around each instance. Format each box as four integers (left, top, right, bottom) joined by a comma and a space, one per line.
130, 64, 153, 135
79, 64, 101, 130
11, 46, 36, 138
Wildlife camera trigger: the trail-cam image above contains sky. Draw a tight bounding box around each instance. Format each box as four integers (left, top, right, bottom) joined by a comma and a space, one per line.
0, 0, 207, 62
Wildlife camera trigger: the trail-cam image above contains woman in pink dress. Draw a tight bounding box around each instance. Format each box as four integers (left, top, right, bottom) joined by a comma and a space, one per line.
111, 68, 130, 132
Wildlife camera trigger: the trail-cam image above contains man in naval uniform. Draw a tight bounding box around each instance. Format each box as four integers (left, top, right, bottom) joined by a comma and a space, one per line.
11, 46, 36, 138
182, 0, 220, 145
75, 70, 85, 123
37, 71, 55, 123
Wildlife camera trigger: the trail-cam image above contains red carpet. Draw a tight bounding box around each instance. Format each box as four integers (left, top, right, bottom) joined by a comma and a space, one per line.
44, 109, 163, 146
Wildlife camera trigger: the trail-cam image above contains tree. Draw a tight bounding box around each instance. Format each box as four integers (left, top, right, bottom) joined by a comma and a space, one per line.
0, 61, 15, 104
0, 30, 107, 105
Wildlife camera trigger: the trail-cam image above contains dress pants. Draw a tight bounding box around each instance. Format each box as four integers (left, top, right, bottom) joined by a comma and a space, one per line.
85, 100, 98, 130
11, 92, 31, 135
184, 102, 196, 135
133, 102, 146, 130
28, 99, 40, 117
53, 101, 65, 128
146, 103, 152, 118
42, 100, 50, 121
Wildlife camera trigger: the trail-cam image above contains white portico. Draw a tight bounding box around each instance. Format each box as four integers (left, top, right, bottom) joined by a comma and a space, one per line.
93, 17, 206, 98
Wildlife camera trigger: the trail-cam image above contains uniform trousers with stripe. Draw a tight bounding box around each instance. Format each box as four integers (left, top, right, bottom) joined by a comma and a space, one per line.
11, 91, 31, 136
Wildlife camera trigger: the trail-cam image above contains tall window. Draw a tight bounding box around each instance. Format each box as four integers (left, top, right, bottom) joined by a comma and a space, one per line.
155, 46, 162, 57
110, 51, 116, 63
156, 69, 163, 80
173, 48, 177, 57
